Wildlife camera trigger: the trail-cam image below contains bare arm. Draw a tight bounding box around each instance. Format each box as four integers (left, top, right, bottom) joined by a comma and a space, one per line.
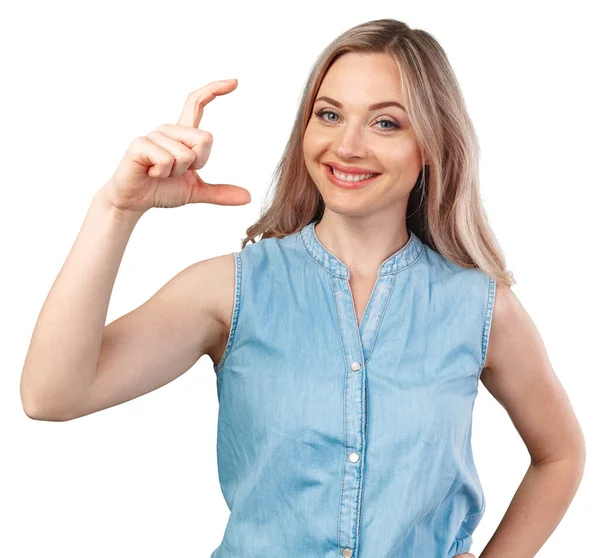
20, 184, 232, 422
21, 80, 249, 422
20, 185, 142, 419
69, 250, 231, 422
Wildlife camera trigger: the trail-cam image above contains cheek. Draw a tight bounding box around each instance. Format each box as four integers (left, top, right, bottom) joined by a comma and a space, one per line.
302, 127, 317, 160
303, 129, 330, 177
302, 131, 322, 185
385, 142, 422, 171
303, 124, 322, 152
304, 118, 335, 146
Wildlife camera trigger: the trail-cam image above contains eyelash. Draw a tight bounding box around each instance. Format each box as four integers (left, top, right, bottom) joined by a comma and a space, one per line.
314, 108, 401, 131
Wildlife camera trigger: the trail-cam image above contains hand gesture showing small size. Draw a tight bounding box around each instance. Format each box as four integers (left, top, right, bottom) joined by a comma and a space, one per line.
104, 79, 251, 216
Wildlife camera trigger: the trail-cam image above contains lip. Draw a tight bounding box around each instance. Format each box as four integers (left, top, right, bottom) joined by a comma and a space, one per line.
324, 161, 381, 175
323, 163, 381, 190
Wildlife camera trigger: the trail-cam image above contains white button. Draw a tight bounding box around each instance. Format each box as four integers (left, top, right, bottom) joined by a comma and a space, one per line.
351, 362, 361, 371
348, 451, 360, 463
342, 548, 353, 557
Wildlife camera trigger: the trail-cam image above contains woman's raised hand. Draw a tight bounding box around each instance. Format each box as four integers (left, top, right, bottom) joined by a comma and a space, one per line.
104, 79, 251, 216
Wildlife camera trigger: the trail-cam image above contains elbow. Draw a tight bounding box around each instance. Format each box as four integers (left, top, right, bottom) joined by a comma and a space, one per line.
20, 389, 71, 422
22, 399, 69, 422
20, 370, 72, 422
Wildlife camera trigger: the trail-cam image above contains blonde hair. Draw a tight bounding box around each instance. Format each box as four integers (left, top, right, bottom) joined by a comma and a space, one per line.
242, 18, 516, 287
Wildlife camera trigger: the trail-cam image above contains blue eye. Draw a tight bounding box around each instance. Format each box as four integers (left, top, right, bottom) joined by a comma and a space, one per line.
314, 108, 401, 131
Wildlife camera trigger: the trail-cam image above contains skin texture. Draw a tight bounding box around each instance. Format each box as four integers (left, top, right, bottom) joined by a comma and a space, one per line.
303, 52, 426, 280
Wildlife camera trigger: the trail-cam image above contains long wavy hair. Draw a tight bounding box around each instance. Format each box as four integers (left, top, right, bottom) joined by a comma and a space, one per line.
241, 18, 515, 287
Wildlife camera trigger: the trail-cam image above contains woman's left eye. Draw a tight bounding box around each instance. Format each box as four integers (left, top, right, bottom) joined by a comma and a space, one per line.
314, 109, 400, 130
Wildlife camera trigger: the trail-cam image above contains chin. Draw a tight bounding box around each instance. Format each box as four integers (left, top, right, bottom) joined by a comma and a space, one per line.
319, 195, 371, 218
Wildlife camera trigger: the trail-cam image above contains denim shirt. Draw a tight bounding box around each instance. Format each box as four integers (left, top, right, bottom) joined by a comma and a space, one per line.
211, 220, 496, 557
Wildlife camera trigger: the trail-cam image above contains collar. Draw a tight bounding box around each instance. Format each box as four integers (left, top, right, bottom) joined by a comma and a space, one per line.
300, 221, 424, 279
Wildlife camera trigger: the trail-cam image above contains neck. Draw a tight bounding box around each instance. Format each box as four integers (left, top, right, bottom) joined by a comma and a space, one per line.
314, 212, 409, 277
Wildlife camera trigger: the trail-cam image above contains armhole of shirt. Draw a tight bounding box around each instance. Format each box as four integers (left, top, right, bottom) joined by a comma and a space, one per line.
477, 275, 496, 381
214, 251, 242, 376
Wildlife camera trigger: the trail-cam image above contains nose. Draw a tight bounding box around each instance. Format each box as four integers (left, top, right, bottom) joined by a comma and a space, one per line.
333, 124, 369, 160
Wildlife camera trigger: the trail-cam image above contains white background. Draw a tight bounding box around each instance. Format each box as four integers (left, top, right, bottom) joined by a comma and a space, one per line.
1, 0, 598, 556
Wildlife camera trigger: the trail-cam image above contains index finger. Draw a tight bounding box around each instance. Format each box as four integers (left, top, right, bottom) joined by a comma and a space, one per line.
177, 79, 238, 128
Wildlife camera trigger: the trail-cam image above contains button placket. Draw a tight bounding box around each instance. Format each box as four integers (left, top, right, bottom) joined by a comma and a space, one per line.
332, 276, 371, 557
295, 221, 425, 557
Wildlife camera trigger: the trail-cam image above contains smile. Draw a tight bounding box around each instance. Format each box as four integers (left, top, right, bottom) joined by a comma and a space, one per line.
323, 164, 381, 189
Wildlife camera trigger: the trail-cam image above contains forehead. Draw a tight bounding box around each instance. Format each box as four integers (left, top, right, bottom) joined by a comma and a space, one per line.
317, 52, 404, 103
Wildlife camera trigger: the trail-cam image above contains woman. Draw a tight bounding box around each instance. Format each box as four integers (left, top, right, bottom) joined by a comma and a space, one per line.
21, 18, 585, 557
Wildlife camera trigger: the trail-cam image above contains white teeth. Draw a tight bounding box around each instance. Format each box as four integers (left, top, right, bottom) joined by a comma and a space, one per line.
331, 168, 377, 182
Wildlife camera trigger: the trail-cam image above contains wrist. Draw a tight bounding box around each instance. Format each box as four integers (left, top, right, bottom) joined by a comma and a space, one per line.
93, 183, 145, 227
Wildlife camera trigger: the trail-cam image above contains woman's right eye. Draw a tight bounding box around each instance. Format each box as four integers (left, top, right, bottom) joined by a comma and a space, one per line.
314, 109, 338, 122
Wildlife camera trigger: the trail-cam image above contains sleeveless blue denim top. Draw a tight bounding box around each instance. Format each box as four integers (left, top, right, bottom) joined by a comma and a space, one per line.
211, 220, 496, 558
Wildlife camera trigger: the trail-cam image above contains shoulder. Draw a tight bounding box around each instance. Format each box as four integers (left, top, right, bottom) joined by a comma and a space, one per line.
199, 252, 239, 330
208, 233, 303, 322
420, 245, 491, 294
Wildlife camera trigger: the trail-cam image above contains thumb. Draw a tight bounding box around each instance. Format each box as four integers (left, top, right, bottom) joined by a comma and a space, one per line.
192, 181, 252, 206
189, 172, 251, 206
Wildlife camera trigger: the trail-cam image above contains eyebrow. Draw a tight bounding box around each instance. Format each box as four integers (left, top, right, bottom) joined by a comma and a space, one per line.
314, 96, 406, 113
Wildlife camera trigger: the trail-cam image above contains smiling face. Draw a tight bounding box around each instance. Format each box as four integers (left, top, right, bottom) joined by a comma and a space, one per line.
303, 52, 424, 219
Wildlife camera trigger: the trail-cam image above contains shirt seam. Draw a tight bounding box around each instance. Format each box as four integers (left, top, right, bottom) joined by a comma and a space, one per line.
477, 274, 496, 381
214, 251, 243, 375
